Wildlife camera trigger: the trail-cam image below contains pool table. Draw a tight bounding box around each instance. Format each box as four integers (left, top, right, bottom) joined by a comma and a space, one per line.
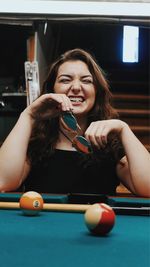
0, 193, 149, 267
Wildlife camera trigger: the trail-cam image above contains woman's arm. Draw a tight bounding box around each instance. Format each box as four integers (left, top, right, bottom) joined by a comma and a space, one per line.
0, 110, 33, 191
0, 93, 73, 192
85, 119, 150, 197
116, 124, 150, 197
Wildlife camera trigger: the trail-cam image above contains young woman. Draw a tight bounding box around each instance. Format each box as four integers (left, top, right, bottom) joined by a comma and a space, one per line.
0, 48, 149, 196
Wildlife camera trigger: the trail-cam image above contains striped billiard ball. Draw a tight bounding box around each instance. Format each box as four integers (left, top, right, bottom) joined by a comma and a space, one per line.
84, 203, 116, 236
19, 191, 44, 216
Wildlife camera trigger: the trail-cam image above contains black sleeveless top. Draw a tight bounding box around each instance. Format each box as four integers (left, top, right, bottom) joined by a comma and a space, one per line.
23, 147, 124, 195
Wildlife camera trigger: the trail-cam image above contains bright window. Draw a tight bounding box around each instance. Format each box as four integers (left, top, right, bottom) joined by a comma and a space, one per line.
123, 26, 139, 63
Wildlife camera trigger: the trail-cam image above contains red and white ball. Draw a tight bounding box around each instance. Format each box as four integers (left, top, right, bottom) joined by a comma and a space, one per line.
84, 203, 116, 236
19, 191, 44, 216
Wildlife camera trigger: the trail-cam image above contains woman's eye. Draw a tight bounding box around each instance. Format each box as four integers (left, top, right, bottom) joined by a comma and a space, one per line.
82, 79, 93, 84
59, 79, 70, 83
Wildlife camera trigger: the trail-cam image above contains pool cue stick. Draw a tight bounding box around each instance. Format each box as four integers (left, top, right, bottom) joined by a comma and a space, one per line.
0, 202, 19, 209
0, 202, 90, 213
44, 203, 90, 212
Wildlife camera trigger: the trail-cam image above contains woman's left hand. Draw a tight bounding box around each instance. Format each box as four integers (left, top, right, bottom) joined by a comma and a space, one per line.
84, 119, 127, 149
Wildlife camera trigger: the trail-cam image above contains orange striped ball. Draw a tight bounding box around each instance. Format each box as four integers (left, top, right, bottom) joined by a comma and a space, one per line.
19, 191, 44, 216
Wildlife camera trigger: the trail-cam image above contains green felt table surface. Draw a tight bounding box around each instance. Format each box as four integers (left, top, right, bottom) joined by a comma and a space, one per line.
0, 209, 150, 267
0, 193, 150, 267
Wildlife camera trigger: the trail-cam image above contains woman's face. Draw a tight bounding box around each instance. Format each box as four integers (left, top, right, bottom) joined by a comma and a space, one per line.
54, 60, 96, 117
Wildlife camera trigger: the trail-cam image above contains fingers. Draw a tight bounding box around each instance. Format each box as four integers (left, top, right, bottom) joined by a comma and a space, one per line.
46, 94, 71, 111
30, 93, 73, 112
85, 122, 108, 149
58, 94, 73, 111
25, 93, 73, 121
85, 120, 123, 149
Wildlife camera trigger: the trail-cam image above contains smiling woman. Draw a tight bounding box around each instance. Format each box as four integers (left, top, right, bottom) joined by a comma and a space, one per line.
0, 48, 149, 197
54, 60, 96, 117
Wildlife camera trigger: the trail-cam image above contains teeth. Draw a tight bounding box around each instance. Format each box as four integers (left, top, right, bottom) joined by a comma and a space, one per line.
69, 97, 84, 103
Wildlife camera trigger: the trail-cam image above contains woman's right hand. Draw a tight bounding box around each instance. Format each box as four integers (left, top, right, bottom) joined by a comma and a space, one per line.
23, 93, 73, 120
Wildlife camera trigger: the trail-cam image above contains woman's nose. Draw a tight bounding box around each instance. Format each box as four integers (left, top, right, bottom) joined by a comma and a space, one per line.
70, 80, 82, 91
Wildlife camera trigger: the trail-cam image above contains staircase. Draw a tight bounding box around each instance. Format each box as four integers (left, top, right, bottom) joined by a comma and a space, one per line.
107, 64, 149, 152
108, 65, 150, 194
113, 93, 150, 152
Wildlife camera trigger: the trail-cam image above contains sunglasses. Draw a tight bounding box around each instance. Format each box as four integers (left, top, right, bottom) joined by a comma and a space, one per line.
60, 112, 92, 154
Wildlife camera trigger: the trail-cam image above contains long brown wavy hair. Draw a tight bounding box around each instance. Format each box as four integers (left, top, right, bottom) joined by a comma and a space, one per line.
27, 48, 119, 166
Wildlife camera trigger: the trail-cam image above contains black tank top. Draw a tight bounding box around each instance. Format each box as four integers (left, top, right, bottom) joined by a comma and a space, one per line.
23, 148, 123, 195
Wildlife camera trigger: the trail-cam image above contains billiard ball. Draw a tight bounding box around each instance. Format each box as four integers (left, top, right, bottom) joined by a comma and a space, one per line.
19, 191, 44, 216
84, 203, 116, 236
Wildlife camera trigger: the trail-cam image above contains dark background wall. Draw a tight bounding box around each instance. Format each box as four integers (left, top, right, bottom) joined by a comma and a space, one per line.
0, 21, 149, 143
0, 22, 149, 93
